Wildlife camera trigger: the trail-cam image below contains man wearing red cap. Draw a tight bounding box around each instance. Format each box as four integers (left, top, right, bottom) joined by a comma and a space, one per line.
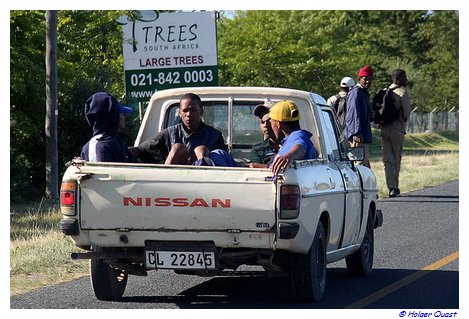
345, 65, 374, 167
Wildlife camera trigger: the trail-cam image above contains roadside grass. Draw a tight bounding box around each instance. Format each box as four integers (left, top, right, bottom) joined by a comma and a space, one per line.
369, 129, 459, 157
369, 130, 459, 198
10, 131, 459, 296
10, 206, 88, 295
370, 152, 459, 198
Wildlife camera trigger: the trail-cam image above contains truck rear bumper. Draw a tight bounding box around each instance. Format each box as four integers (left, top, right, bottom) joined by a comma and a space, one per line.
70, 229, 276, 250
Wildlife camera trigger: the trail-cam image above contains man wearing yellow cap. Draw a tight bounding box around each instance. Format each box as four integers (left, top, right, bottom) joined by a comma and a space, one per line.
265, 100, 319, 176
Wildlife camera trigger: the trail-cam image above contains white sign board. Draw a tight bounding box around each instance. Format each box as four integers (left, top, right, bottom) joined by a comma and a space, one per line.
121, 11, 218, 102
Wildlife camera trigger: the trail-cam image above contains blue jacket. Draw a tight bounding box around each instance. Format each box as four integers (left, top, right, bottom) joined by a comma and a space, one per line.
81, 92, 132, 163
345, 85, 373, 144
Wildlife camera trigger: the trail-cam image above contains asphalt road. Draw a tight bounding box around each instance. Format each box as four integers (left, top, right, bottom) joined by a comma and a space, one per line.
10, 181, 459, 309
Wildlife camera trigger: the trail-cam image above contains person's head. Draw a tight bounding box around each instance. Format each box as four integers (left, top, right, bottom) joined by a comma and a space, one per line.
392, 69, 407, 87
340, 76, 355, 92
357, 65, 374, 90
253, 101, 275, 140
179, 93, 203, 133
266, 100, 301, 139
84, 92, 132, 134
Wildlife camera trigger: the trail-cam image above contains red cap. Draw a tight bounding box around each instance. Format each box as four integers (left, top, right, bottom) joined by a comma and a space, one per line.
358, 65, 373, 77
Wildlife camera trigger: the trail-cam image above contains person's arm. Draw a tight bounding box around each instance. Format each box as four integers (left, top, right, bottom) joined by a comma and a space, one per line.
128, 146, 140, 161
345, 89, 362, 143
271, 144, 305, 176
80, 144, 89, 161
401, 90, 411, 121
130, 130, 168, 163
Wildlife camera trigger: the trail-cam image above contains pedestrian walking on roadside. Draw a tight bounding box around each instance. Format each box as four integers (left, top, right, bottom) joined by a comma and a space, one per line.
379, 69, 411, 197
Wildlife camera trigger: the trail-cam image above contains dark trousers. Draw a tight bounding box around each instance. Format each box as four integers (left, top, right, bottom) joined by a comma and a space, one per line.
380, 125, 405, 190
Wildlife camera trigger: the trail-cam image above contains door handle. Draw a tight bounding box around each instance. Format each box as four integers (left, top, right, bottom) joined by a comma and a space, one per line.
326, 168, 336, 189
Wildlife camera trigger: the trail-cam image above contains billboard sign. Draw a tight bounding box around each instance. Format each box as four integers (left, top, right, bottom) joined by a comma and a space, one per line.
120, 11, 218, 102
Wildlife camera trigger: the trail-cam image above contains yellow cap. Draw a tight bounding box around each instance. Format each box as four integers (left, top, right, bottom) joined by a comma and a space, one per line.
268, 100, 300, 122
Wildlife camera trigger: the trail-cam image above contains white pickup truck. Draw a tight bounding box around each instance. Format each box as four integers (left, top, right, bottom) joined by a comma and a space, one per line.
60, 86, 382, 302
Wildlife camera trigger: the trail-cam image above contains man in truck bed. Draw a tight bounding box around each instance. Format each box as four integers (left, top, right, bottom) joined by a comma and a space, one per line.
81, 92, 134, 163
129, 93, 234, 166
265, 100, 319, 176
248, 101, 279, 168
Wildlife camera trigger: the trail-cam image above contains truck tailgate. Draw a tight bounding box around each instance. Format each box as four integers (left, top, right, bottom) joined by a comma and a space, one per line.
78, 164, 276, 232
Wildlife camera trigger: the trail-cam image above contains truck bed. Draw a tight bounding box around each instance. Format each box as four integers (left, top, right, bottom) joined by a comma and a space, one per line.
76, 163, 277, 233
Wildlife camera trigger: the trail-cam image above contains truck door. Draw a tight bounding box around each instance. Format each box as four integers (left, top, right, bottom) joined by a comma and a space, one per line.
320, 108, 362, 248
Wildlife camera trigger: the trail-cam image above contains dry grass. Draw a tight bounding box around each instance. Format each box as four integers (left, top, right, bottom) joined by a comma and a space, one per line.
10, 208, 88, 296
370, 152, 459, 198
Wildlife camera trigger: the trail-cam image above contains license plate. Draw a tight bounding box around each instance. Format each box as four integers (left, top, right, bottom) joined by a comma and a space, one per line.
145, 250, 216, 270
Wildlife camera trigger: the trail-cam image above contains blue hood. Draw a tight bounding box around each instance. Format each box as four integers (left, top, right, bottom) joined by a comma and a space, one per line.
85, 92, 131, 136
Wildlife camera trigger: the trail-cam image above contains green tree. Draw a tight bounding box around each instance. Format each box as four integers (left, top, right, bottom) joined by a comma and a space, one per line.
217, 10, 458, 111
11, 11, 47, 201
417, 11, 459, 110
11, 10, 135, 203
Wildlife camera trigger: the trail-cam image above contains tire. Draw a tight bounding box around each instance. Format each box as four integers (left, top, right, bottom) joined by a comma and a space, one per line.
290, 222, 327, 302
346, 209, 374, 276
89, 247, 128, 301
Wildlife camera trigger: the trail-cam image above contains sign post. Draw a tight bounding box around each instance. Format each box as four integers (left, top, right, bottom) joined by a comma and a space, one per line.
120, 11, 218, 103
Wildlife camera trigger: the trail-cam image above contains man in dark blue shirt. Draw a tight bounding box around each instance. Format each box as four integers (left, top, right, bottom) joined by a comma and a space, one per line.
81, 92, 133, 163
130, 93, 234, 166
345, 65, 374, 168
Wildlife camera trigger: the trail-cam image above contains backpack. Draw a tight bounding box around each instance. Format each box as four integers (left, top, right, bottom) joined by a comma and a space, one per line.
331, 94, 347, 130
373, 86, 399, 125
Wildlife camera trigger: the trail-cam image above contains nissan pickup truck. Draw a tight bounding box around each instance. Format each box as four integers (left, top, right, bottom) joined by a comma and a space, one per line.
60, 86, 383, 302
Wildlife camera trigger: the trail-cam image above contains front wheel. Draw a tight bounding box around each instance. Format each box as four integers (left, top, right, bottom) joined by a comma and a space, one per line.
89, 247, 128, 301
290, 221, 327, 302
346, 209, 374, 276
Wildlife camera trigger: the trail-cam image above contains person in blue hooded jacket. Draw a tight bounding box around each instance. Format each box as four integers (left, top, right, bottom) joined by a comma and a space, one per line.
81, 92, 133, 162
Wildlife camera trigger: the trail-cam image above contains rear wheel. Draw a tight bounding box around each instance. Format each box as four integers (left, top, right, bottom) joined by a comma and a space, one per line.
290, 222, 327, 302
89, 247, 128, 301
346, 209, 374, 276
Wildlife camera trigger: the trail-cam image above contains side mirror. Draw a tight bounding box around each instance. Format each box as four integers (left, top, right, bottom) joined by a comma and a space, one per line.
347, 146, 365, 161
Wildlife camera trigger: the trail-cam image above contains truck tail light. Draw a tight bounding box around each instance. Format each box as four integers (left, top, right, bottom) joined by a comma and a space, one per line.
60, 181, 77, 215
280, 185, 300, 219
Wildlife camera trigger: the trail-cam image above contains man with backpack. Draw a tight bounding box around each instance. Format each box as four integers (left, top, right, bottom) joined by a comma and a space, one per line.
377, 69, 411, 197
327, 76, 355, 131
